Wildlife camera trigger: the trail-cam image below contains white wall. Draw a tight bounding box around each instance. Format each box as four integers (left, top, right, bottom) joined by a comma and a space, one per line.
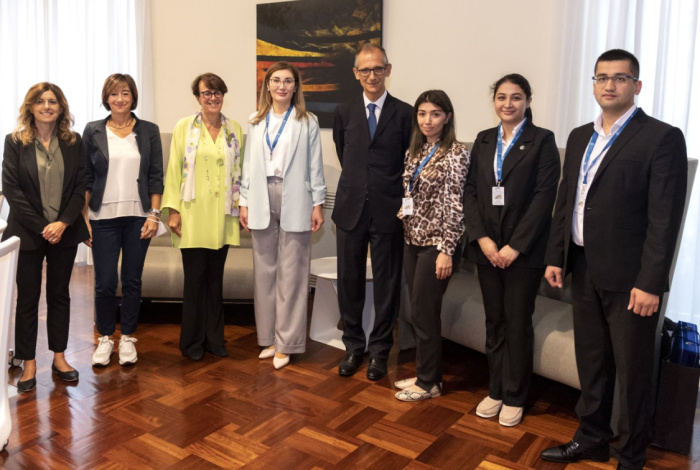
151, 0, 563, 193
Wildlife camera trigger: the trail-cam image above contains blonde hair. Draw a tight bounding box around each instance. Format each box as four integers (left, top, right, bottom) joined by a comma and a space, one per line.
12, 82, 76, 145
250, 62, 308, 125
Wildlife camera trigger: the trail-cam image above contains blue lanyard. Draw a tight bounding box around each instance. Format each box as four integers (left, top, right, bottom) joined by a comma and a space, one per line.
496, 119, 526, 184
409, 144, 439, 193
265, 105, 293, 154
582, 108, 637, 184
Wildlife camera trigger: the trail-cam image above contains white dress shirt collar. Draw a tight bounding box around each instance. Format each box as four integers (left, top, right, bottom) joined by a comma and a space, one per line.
594, 104, 637, 137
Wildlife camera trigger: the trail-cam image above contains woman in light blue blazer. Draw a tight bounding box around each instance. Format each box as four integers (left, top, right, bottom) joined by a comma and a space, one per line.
240, 61, 326, 370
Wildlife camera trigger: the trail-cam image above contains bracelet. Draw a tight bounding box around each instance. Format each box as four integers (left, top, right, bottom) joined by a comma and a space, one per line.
149, 208, 162, 218
147, 216, 159, 223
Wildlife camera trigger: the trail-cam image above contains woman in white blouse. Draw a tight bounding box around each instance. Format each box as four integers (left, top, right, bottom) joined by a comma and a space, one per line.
240, 61, 326, 370
82, 73, 163, 367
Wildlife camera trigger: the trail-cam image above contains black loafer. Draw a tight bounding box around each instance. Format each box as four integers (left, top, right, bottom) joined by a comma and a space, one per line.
17, 376, 36, 393
185, 349, 204, 361
206, 347, 228, 357
51, 363, 79, 382
366, 356, 387, 381
338, 353, 362, 377
540, 440, 609, 463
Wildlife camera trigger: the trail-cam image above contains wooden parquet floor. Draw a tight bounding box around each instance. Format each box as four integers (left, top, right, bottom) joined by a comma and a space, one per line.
1, 265, 698, 469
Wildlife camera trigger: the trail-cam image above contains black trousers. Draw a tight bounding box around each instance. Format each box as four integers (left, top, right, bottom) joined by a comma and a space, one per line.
337, 202, 403, 358
179, 247, 228, 356
569, 244, 657, 469
477, 262, 543, 407
403, 244, 452, 390
14, 242, 78, 360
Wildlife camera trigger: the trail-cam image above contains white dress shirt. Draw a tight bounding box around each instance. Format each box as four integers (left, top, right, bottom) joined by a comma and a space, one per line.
363, 89, 388, 122
492, 118, 527, 181
572, 104, 637, 246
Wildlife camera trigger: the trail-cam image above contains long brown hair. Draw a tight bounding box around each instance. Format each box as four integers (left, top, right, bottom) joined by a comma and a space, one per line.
12, 82, 76, 145
408, 90, 456, 162
250, 62, 308, 125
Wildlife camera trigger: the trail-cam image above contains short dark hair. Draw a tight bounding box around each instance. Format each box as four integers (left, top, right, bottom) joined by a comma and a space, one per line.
491, 73, 533, 122
101, 73, 138, 111
191, 73, 228, 96
595, 49, 640, 78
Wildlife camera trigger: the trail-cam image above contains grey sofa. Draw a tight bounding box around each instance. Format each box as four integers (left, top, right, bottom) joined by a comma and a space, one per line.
117, 133, 255, 301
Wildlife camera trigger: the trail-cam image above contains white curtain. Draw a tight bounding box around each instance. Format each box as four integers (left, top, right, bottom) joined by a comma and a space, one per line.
0, 0, 154, 263
552, 0, 700, 323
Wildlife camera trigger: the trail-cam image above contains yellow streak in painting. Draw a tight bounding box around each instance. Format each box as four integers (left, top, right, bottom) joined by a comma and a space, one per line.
256, 39, 324, 58
304, 84, 338, 92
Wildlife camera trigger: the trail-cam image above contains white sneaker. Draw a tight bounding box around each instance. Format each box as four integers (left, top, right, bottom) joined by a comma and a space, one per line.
92, 336, 114, 366
119, 335, 138, 365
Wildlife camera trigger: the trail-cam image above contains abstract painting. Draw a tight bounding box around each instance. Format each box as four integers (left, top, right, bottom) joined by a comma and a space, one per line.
257, 0, 383, 128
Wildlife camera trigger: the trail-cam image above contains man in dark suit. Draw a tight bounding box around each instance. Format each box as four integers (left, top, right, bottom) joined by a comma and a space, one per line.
332, 43, 412, 380
540, 49, 688, 470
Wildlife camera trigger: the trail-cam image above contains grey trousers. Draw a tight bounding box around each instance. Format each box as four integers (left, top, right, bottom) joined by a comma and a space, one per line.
251, 177, 311, 354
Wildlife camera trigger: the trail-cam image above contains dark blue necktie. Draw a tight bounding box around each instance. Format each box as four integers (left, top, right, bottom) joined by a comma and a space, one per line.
367, 103, 377, 139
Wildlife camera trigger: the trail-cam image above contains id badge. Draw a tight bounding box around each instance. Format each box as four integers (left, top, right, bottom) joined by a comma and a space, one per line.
492, 186, 505, 206
402, 197, 414, 216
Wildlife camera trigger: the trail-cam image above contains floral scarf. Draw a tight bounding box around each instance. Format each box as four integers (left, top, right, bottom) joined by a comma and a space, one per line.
181, 112, 241, 216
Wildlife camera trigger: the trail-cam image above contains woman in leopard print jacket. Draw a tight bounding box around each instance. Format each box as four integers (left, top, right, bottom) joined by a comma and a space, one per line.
393, 90, 470, 402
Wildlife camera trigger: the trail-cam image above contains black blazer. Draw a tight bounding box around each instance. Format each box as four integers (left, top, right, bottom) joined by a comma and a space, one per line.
1, 133, 89, 250
331, 93, 412, 233
82, 113, 163, 212
464, 121, 561, 269
544, 109, 688, 295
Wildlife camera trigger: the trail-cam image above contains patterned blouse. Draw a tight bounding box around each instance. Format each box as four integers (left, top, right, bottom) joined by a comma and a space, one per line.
400, 141, 470, 255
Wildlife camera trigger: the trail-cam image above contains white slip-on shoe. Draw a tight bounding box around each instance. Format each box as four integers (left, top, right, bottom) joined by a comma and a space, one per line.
92, 336, 114, 367
259, 346, 275, 359
273, 353, 290, 370
119, 335, 138, 366
476, 396, 503, 418
394, 377, 417, 389
498, 405, 523, 427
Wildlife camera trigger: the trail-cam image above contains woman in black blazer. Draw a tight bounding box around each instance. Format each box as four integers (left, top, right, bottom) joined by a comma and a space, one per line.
1, 82, 89, 392
464, 74, 560, 426
82, 74, 163, 368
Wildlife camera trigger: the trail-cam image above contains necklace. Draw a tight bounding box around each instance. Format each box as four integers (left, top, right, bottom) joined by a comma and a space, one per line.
108, 117, 134, 129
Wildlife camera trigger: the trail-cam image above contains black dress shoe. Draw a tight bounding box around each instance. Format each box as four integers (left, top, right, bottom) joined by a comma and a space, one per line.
540, 440, 609, 463
206, 347, 228, 357
185, 349, 204, 361
17, 376, 36, 393
366, 356, 387, 381
51, 363, 79, 382
338, 353, 362, 377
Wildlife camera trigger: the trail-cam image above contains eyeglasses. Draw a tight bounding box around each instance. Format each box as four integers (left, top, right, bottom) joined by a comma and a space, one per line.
269, 78, 295, 87
199, 90, 223, 98
592, 75, 638, 85
356, 66, 387, 77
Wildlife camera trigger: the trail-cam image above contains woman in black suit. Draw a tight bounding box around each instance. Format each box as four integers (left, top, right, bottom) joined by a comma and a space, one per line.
1, 82, 89, 392
82, 73, 163, 368
464, 74, 560, 426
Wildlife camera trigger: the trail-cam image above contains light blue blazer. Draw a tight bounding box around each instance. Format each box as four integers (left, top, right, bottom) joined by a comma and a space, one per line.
241, 111, 326, 232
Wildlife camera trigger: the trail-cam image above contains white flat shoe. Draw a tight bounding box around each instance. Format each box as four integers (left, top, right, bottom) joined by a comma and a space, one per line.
259, 346, 275, 359
499, 405, 523, 427
273, 354, 290, 370
476, 396, 503, 418
395, 384, 441, 402
394, 377, 417, 389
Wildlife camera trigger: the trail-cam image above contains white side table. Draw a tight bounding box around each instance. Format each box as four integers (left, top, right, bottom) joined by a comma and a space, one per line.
309, 256, 375, 350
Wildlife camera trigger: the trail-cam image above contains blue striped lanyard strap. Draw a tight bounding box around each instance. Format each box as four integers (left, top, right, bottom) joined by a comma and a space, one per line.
409, 144, 440, 193
265, 105, 294, 154
496, 119, 526, 185
582, 108, 637, 184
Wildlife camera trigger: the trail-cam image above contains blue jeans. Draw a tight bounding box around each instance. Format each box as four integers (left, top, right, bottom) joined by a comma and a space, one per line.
91, 216, 151, 336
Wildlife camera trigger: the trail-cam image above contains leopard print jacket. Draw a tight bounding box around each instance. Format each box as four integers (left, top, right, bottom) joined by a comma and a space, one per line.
399, 141, 470, 255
